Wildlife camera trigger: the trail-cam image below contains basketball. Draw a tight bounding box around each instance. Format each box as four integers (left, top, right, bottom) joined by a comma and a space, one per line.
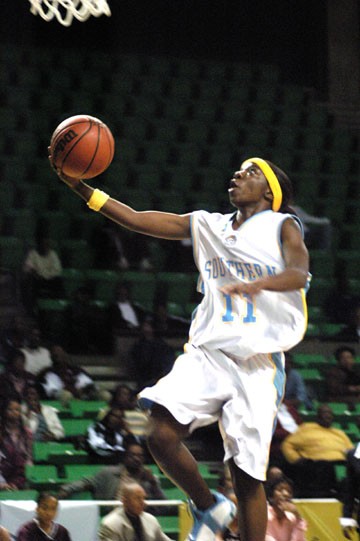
50, 114, 115, 179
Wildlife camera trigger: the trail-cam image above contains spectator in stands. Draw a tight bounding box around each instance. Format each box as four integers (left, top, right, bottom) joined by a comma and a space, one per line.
108, 281, 147, 335
85, 405, 139, 464
284, 352, 312, 409
22, 232, 64, 316
98, 482, 171, 541
37, 344, 110, 405
325, 346, 360, 408
99, 384, 148, 446
16, 492, 72, 541
20, 326, 52, 376
281, 404, 353, 497
340, 442, 360, 539
269, 400, 303, 468
22, 386, 64, 442
57, 442, 166, 507
265, 475, 307, 541
129, 318, 175, 390
0, 349, 36, 402
334, 305, 360, 342
0, 527, 9, 541
66, 286, 108, 354
0, 397, 33, 490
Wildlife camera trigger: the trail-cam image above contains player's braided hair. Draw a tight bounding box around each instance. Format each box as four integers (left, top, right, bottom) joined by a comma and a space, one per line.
265, 160, 295, 214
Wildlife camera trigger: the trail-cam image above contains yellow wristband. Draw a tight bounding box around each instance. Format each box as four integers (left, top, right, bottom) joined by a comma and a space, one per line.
87, 189, 110, 212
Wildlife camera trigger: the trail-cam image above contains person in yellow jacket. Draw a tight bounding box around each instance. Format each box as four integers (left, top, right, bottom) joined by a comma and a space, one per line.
281, 403, 354, 497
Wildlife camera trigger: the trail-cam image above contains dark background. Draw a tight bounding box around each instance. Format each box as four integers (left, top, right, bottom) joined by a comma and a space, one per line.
3, 0, 328, 89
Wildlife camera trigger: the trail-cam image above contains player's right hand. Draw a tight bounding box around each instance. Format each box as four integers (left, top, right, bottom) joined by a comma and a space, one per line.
48, 146, 82, 189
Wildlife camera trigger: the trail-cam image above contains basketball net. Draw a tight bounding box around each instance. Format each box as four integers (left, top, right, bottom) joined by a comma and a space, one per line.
28, 0, 111, 27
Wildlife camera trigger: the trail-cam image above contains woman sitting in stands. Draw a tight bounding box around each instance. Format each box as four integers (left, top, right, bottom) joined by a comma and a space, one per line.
22, 386, 65, 442
0, 397, 33, 490
85, 405, 139, 464
265, 475, 307, 541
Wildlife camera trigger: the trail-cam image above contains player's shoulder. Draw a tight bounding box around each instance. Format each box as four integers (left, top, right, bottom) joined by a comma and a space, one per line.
192, 209, 234, 226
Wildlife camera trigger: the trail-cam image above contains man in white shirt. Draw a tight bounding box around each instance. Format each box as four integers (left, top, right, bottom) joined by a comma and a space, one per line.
21, 326, 52, 376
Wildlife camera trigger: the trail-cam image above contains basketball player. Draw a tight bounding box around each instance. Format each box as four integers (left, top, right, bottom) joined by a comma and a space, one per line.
50, 156, 310, 541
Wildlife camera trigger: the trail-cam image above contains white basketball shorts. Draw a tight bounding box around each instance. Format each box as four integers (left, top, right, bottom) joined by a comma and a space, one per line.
138, 344, 285, 481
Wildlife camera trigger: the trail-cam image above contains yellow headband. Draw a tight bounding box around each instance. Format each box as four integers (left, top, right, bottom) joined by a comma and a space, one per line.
241, 157, 283, 212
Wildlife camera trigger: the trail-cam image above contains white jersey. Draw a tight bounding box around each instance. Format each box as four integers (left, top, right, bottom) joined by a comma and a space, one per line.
188, 209, 308, 360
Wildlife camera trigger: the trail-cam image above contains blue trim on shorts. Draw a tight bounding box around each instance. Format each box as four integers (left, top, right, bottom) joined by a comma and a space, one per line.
270, 352, 286, 435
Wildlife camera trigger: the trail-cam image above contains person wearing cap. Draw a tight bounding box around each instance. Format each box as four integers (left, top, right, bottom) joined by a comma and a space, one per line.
50, 156, 309, 541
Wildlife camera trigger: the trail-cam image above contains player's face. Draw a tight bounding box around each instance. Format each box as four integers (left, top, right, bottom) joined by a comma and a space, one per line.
228, 163, 271, 208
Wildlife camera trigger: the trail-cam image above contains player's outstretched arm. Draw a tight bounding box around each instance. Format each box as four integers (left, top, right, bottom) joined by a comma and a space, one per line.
51, 168, 192, 241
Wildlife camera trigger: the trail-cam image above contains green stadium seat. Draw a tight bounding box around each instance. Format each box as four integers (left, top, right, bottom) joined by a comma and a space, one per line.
33, 441, 76, 463
84, 269, 119, 302
167, 302, 186, 318
335, 463, 346, 483
296, 368, 323, 384
62, 268, 86, 297
304, 322, 321, 338
157, 515, 180, 538
69, 400, 108, 419
48, 449, 89, 466
320, 322, 346, 338
61, 418, 94, 437
292, 353, 328, 369
0, 489, 38, 501
26, 465, 62, 490
157, 272, 194, 305
306, 277, 335, 306
62, 464, 105, 482
307, 305, 327, 324
327, 402, 352, 416
163, 487, 186, 500
309, 249, 335, 279
120, 271, 157, 309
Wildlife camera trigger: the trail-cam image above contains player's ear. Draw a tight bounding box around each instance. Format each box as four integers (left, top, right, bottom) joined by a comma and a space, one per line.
264, 188, 273, 204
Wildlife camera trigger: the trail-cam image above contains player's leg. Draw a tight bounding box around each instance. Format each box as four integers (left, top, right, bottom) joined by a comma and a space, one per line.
147, 403, 214, 510
220, 352, 285, 540
229, 459, 267, 541
146, 403, 236, 541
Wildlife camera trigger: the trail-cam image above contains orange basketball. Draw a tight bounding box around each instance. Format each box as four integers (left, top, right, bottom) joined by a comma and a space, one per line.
50, 114, 115, 179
